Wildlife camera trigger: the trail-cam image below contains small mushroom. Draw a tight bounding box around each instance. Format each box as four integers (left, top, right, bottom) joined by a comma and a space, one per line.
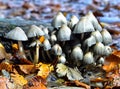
27, 25, 45, 64
52, 12, 67, 29
91, 30, 102, 42
93, 42, 105, 55
68, 15, 79, 29
101, 29, 112, 45
104, 46, 112, 56
51, 44, 62, 56
5, 27, 28, 59
98, 57, 104, 65
83, 35, 96, 52
73, 16, 94, 40
86, 11, 102, 31
71, 46, 83, 66
50, 34, 57, 46
58, 54, 66, 64
57, 24, 71, 41
83, 52, 94, 64
43, 39, 52, 61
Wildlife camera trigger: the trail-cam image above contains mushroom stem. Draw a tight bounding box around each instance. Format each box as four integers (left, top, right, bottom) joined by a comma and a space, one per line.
18, 41, 27, 59
34, 40, 40, 64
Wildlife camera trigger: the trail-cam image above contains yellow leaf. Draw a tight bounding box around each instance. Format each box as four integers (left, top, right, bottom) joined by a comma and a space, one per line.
11, 73, 27, 86
12, 43, 19, 50
36, 62, 54, 79
39, 36, 45, 43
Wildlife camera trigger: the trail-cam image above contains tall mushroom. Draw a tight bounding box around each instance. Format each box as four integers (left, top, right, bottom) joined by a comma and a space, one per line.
27, 25, 44, 64
73, 16, 95, 40
52, 12, 67, 29
5, 27, 28, 59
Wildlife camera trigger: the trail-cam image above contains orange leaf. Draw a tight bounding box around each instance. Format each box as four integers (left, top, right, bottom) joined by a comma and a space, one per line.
39, 36, 45, 43
36, 62, 54, 79
18, 65, 35, 74
0, 62, 13, 72
12, 43, 19, 50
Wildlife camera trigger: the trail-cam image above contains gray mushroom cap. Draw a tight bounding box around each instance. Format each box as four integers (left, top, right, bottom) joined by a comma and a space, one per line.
86, 11, 102, 31
71, 46, 83, 61
73, 17, 95, 34
93, 42, 105, 55
52, 12, 67, 29
83, 52, 94, 64
43, 39, 51, 51
104, 46, 112, 56
5, 27, 28, 41
68, 15, 79, 29
27, 25, 44, 38
101, 29, 112, 45
57, 24, 71, 41
58, 55, 66, 64
43, 27, 50, 39
83, 35, 96, 47
91, 30, 103, 42
51, 44, 62, 56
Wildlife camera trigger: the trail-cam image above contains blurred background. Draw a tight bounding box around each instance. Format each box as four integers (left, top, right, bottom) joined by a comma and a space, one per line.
0, 0, 120, 23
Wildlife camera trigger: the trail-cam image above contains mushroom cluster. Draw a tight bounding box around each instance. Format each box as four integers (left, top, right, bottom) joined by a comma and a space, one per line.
4, 11, 112, 66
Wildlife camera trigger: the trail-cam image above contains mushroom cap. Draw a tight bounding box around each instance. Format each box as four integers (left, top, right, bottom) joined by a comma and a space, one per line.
101, 29, 112, 45
68, 15, 79, 29
43, 27, 50, 39
93, 42, 105, 55
73, 17, 94, 34
83, 52, 94, 64
58, 55, 66, 64
52, 12, 67, 29
51, 44, 62, 56
43, 39, 51, 51
86, 11, 102, 31
83, 35, 96, 47
98, 57, 104, 65
5, 27, 28, 41
71, 46, 83, 61
27, 25, 44, 38
104, 46, 112, 56
57, 24, 71, 41
91, 30, 103, 42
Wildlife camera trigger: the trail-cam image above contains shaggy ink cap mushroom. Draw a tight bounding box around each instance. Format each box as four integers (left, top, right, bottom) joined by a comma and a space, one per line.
5, 27, 28, 59
101, 29, 112, 45
73, 16, 95, 34
83, 52, 94, 64
51, 44, 62, 56
68, 15, 79, 29
52, 12, 67, 29
86, 11, 102, 31
57, 24, 71, 41
27, 25, 44, 38
93, 42, 105, 55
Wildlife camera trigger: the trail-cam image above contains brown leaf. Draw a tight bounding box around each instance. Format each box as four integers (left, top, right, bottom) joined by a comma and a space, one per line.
23, 76, 47, 89
0, 77, 8, 89
18, 65, 35, 74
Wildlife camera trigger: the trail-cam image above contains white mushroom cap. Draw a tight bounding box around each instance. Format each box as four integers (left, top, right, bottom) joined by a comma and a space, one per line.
98, 57, 104, 65
43, 27, 50, 39
73, 17, 94, 34
104, 46, 112, 56
83, 52, 94, 64
93, 42, 105, 55
58, 55, 66, 64
83, 35, 96, 47
51, 44, 62, 56
91, 30, 103, 42
52, 12, 67, 29
43, 39, 51, 51
86, 11, 102, 31
27, 25, 44, 38
68, 15, 79, 29
57, 24, 71, 41
71, 46, 83, 61
101, 29, 112, 45
5, 27, 28, 41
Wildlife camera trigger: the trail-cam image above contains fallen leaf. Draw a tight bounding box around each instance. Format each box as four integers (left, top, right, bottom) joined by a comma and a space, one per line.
0, 62, 13, 72
0, 77, 8, 89
12, 43, 19, 50
36, 62, 54, 79
39, 36, 45, 43
23, 76, 47, 89
18, 65, 35, 74
11, 73, 27, 86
